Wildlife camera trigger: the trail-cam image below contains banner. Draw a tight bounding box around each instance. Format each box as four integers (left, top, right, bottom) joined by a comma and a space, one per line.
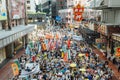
63, 53, 68, 62
11, 0, 25, 19
13, 59, 21, 69
73, 4, 84, 22
72, 35, 83, 41
11, 63, 19, 76
0, 0, 7, 20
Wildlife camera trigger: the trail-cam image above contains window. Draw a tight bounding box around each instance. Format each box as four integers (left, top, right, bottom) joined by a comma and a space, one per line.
27, 1, 30, 4
60, 1, 62, 5
27, 7, 30, 10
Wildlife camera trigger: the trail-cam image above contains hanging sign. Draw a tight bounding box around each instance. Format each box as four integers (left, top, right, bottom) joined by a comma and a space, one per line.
73, 4, 84, 22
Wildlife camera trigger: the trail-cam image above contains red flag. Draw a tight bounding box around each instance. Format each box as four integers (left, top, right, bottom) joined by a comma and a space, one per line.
63, 53, 68, 62
67, 39, 71, 49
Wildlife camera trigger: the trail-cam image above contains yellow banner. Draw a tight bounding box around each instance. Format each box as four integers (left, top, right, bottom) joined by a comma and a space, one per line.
11, 63, 19, 76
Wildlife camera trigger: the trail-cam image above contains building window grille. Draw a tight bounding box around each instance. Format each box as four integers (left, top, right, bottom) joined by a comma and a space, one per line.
27, 7, 30, 10
27, 1, 30, 4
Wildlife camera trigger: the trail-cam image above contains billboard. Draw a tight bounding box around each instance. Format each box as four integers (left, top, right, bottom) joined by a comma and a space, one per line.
0, 0, 7, 20
11, 0, 25, 19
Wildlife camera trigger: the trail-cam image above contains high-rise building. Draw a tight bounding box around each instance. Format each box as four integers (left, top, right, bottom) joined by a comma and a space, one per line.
26, 0, 36, 13
41, 0, 52, 17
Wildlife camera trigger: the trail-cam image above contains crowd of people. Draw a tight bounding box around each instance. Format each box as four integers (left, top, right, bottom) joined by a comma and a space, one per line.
13, 27, 114, 80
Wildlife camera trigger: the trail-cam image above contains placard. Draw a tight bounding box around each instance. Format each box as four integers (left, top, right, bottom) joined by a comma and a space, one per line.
96, 38, 107, 43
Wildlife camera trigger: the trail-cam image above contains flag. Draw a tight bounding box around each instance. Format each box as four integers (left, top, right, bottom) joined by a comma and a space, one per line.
38, 43, 41, 53
25, 45, 30, 55
63, 53, 68, 62
56, 40, 59, 49
13, 59, 21, 69
41, 43, 47, 51
68, 49, 71, 59
61, 52, 64, 58
67, 39, 71, 49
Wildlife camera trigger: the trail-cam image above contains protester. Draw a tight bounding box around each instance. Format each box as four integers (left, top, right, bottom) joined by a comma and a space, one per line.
16, 27, 113, 80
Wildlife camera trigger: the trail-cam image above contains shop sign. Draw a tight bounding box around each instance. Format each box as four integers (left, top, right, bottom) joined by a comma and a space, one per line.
73, 4, 84, 22
96, 38, 107, 43
97, 25, 107, 35
0, 0, 7, 20
115, 47, 120, 57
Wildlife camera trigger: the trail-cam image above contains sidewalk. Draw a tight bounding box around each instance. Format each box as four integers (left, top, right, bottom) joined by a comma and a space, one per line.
0, 49, 25, 80
93, 47, 120, 80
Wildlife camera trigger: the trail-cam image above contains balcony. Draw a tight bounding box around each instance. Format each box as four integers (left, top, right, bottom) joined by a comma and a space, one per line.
93, 0, 120, 10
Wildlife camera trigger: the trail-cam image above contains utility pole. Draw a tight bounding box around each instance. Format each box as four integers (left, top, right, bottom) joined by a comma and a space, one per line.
6, 0, 11, 30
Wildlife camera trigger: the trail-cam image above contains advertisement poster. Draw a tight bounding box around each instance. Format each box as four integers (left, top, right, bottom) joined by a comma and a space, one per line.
11, 0, 25, 19
0, 0, 7, 20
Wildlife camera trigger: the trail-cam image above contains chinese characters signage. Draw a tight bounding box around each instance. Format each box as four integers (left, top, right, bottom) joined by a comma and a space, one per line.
97, 24, 107, 35
11, 0, 25, 19
73, 4, 84, 22
0, 0, 7, 20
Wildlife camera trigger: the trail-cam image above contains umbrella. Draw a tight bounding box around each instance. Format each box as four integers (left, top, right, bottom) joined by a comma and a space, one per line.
79, 68, 86, 72
70, 63, 76, 67
78, 54, 85, 57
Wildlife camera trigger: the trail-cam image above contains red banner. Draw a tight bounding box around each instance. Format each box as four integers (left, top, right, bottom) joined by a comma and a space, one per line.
73, 4, 84, 22
115, 47, 120, 57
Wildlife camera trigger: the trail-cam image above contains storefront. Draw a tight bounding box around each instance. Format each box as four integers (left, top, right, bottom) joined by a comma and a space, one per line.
95, 24, 108, 53
14, 37, 23, 51
0, 48, 6, 64
112, 34, 120, 57
95, 38, 107, 53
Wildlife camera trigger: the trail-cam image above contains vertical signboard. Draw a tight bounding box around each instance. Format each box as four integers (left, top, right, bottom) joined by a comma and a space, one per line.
73, 4, 84, 22
11, 0, 25, 19
0, 0, 7, 20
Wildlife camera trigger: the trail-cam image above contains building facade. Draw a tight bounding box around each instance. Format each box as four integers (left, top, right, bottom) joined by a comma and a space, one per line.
41, 0, 52, 17
81, 0, 120, 58
26, 0, 36, 13
0, 0, 35, 68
